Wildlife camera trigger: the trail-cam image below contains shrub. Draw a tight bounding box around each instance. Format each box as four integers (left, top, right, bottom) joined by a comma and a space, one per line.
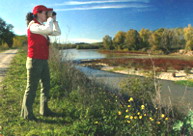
119, 77, 156, 103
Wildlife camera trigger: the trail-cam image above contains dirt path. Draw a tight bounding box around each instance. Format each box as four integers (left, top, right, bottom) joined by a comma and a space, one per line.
0, 49, 18, 83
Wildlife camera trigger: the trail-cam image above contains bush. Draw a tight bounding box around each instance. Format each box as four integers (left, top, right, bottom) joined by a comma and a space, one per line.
119, 77, 156, 103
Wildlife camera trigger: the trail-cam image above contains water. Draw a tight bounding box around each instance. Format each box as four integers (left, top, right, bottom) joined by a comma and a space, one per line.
62, 49, 106, 61
62, 48, 193, 61
62, 48, 193, 113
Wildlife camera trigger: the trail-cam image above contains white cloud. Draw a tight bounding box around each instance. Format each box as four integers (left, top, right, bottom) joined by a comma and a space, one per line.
55, 4, 150, 11
53, 0, 150, 6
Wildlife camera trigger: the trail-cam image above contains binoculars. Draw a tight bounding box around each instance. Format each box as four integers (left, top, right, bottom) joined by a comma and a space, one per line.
46, 11, 56, 17
52, 11, 56, 16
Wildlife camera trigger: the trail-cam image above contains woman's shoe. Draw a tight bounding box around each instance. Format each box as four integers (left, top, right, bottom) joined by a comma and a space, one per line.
22, 115, 38, 121
28, 116, 38, 121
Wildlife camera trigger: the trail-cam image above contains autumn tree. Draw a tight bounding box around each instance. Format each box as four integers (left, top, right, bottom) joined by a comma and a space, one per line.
124, 29, 142, 50
184, 24, 193, 50
139, 28, 152, 50
13, 35, 27, 47
112, 31, 126, 50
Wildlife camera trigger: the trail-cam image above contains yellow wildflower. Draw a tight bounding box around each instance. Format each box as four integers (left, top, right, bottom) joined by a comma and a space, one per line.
137, 112, 140, 115
139, 116, 143, 119
94, 121, 99, 124
118, 111, 122, 115
156, 121, 161, 125
128, 105, 131, 108
127, 120, 131, 123
125, 115, 129, 118
130, 116, 133, 120
141, 105, 145, 110
128, 97, 134, 102
149, 117, 154, 121
144, 114, 147, 116
165, 117, 169, 121
161, 114, 165, 118
126, 109, 129, 112
134, 116, 138, 119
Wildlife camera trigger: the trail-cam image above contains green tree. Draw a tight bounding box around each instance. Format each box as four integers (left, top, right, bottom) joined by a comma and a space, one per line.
0, 18, 6, 45
148, 28, 164, 51
124, 29, 141, 50
103, 35, 114, 50
139, 28, 152, 49
113, 31, 126, 50
0, 18, 15, 48
173, 28, 186, 49
160, 29, 175, 53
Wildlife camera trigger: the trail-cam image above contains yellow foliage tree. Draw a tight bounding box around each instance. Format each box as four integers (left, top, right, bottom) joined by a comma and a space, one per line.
13, 35, 27, 47
113, 31, 126, 50
184, 24, 193, 50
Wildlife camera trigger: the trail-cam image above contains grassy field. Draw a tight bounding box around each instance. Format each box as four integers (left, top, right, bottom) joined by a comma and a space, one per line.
175, 80, 193, 87
0, 47, 193, 135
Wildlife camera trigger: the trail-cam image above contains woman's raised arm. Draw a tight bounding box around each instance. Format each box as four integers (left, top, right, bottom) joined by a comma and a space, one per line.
29, 17, 54, 35
49, 21, 61, 36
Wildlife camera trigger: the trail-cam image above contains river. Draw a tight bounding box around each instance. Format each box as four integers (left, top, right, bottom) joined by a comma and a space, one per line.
62, 48, 193, 113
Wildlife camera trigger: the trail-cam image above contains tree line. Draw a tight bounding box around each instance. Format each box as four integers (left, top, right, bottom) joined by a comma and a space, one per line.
103, 24, 193, 54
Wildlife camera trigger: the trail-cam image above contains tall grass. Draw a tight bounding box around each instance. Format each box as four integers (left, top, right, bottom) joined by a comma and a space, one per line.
0, 44, 192, 135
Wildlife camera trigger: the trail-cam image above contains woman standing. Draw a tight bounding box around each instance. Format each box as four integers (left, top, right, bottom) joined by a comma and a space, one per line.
21, 5, 61, 121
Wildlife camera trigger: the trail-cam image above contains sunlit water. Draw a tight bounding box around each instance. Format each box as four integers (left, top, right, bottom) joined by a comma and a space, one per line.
62, 48, 193, 61
62, 49, 106, 61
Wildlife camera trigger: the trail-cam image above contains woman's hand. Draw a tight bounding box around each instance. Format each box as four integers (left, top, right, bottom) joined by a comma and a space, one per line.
53, 15, 56, 21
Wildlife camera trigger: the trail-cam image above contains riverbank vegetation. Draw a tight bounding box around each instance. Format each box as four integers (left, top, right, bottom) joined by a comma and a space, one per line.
103, 24, 193, 55
55, 42, 103, 50
1, 45, 193, 135
88, 57, 193, 72
80, 57, 193, 86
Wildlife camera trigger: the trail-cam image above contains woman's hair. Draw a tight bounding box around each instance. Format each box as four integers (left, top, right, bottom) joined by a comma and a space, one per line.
26, 10, 43, 26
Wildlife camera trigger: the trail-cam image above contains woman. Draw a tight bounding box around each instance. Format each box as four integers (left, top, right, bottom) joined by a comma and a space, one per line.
20, 5, 61, 121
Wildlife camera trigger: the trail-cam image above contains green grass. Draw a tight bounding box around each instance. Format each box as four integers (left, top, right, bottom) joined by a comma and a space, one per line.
0, 47, 192, 135
175, 80, 193, 87
0, 49, 69, 135
0, 48, 122, 135
111, 66, 128, 71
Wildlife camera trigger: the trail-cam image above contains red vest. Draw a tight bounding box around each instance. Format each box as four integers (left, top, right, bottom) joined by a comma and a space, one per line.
27, 18, 49, 60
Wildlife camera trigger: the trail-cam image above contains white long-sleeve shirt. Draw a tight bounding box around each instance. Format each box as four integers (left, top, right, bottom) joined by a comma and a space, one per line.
27, 17, 61, 39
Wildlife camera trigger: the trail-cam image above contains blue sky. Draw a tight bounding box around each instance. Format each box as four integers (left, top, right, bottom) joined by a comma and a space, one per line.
0, 0, 192, 43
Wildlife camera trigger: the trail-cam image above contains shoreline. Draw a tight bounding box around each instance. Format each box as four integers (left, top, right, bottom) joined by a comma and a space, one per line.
80, 62, 193, 82
98, 49, 193, 57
